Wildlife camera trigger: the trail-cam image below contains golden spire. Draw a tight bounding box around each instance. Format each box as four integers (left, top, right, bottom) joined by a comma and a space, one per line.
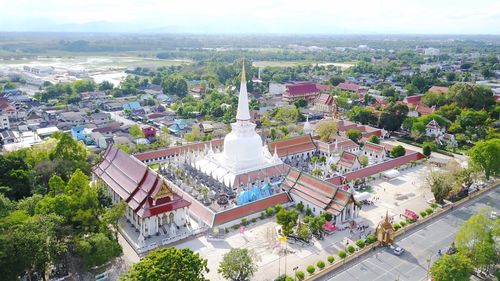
241, 59, 247, 83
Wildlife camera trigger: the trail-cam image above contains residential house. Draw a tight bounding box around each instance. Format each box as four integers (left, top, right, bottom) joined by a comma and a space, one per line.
0, 129, 16, 144
337, 82, 363, 94
0, 115, 10, 130
71, 127, 86, 141
36, 127, 59, 139
282, 83, 320, 103
90, 112, 111, 125
142, 126, 157, 140
0, 98, 16, 120
90, 132, 108, 149
92, 122, 122, 138
59, 111, 87, 126
26, 112, 44, 126
168, 119, 189, 135
199, 123, 214, 134
102, 102, 124, 111
122, 101, 141, 111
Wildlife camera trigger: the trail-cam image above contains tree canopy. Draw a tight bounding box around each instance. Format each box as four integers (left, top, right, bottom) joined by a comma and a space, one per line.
218, 248, 258, 281
468, 139, 500, 179
315, 120, 337, 141
121, 248, 209, 281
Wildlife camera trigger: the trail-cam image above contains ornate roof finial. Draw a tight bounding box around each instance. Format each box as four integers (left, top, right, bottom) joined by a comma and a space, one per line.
236, 59, 251, 121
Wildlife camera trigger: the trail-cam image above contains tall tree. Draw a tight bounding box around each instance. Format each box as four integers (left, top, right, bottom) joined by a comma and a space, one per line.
468, 139, 500, 180
120, 248, 209, 281
315, 121, 337, 141
276, 208, 299, 236
218, 248, 258, 281
430, 254, 472, 281
426, 170, 453, 204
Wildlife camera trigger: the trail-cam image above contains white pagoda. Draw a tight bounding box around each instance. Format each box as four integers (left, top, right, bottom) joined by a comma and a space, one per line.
195, 63, 283, 187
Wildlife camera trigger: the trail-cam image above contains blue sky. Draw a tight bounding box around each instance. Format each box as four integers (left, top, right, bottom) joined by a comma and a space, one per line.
1, 0, 499, 34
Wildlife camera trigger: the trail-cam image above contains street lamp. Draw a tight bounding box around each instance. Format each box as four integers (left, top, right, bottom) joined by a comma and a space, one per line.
293, 266, 299, 281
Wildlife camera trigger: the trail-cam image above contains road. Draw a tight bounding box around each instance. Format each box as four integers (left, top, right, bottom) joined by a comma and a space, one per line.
317, 186, 499, 281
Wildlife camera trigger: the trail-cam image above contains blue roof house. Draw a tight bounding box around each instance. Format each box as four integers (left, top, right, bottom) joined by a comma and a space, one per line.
122, 101, 141, 111
71, 126, 86, 141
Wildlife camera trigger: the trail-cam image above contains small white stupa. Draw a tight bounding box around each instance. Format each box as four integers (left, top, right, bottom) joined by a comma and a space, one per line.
303, 116, 313, 135
196, 62, 283, 187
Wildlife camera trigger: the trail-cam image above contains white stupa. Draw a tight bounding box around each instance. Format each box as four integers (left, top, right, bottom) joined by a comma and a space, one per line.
195, 63, 283, 187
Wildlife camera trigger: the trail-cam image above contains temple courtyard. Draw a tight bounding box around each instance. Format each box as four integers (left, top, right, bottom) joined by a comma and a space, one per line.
117, 161, 442, 281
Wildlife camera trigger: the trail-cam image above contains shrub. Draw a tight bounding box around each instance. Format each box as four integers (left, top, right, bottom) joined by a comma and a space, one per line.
430, 202, 438, 209
306, 265, 315, 275
320, 212, 333, 222
260, 212, 266, 220
305, 208, 312, 216
274, 204, 283, 213
347, 245, 355, 253
426, 208, 434, 215
419, 211, 427, 217
274, 275, 294, 281
327, 255, 335, 263
316, 260, 325, 270
338, 250, 347, 259
232, 224, 239, 230
406, 218, 415, 224
393, 223, 401, 230
303, 216, 311, 224
296, 202, 304, 212
365, 234, 376, 244
355, 240, 365, 248
399, 221, 407, 227
295, 271, 305, 280
241, 218, 248, 226
251, 218, 257, 223
266, 207, 274, 217
224, 227, 228, 233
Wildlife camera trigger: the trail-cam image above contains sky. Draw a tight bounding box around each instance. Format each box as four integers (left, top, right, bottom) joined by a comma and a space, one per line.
1, 0, 499, 34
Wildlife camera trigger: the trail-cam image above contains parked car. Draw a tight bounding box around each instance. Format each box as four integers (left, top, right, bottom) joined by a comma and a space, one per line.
390, 244, 405, 256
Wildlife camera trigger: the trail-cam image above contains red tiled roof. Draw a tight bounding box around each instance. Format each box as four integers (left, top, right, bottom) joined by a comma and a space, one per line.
314, 93, 335, 106
363, 142, 385, 153
403, 95, 423, 106
337, 82, 360, 92
341, 152, 425, 182
213, 193, 291, 226
285, 83, 319, 96
315, 84, 333, 92
93, 146, 190, 218
268, 135, 317, 157
282, 168, 353, 216
134, 139, 224, 161
338, 151, 358, 168
415, 103, 436, 115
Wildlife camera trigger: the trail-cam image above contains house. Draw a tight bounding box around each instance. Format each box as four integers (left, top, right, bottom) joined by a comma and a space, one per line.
313, 94, 336, 113
122, 101, 141, 111
425, 120, 443, 137
90, 112, 111, 125
102, 102, 124, 111
337, 151, 361, 173
168, 119, 189, 135
71, 127, 86, 141
92, 122, 122, 138
0, 129, 16, 144
282, 83, 320, 103
0, 115, 10, 130
59, 111, 87, 125
90, 132, 108, 149
142, 126, 157, 140
403, 95, 436, 116
0, 98, 16, 119
362, 142, 387, 163
26, 112, 44, 125
36, 127, 59, 139
337, 82, 361, 93
199, 123, 214, 134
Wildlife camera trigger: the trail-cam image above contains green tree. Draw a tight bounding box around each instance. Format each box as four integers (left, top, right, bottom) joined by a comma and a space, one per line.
426, 170, 453, 204
359, 155, 369, 167
98, 80, 114, 91
348, 106, 376, 125
430, 254, 472, 281
76, 232, 121, 270
218, 248, 257, 281
72, 80, 96, 93
294, 98, 308, 108
379, 103, 409, 131
276, 208, 299, 236
313, 121, 337, 141
422, 91, 447, 107
102, 201, 126, 240
308, 216, 326, 235
455, 210, 498, 270
422, 144, 432, 157
447, 84, 495, 110
368, 135, 380, 144
468, 139, 500, 179
346, 129, 362, 142
390, 145, 406, 158
129, 124, 145, 138
121, 248, 209, 281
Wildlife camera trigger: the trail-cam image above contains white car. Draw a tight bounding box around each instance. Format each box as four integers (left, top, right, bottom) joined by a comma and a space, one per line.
390, 244, 405, 256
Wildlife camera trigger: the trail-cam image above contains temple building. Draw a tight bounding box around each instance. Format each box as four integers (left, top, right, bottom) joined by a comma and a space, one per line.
194, 64, 284, 188
93, 146, 191, 246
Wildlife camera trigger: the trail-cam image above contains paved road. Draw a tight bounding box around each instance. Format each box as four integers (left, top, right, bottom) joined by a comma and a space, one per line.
318, 186, 499, 281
